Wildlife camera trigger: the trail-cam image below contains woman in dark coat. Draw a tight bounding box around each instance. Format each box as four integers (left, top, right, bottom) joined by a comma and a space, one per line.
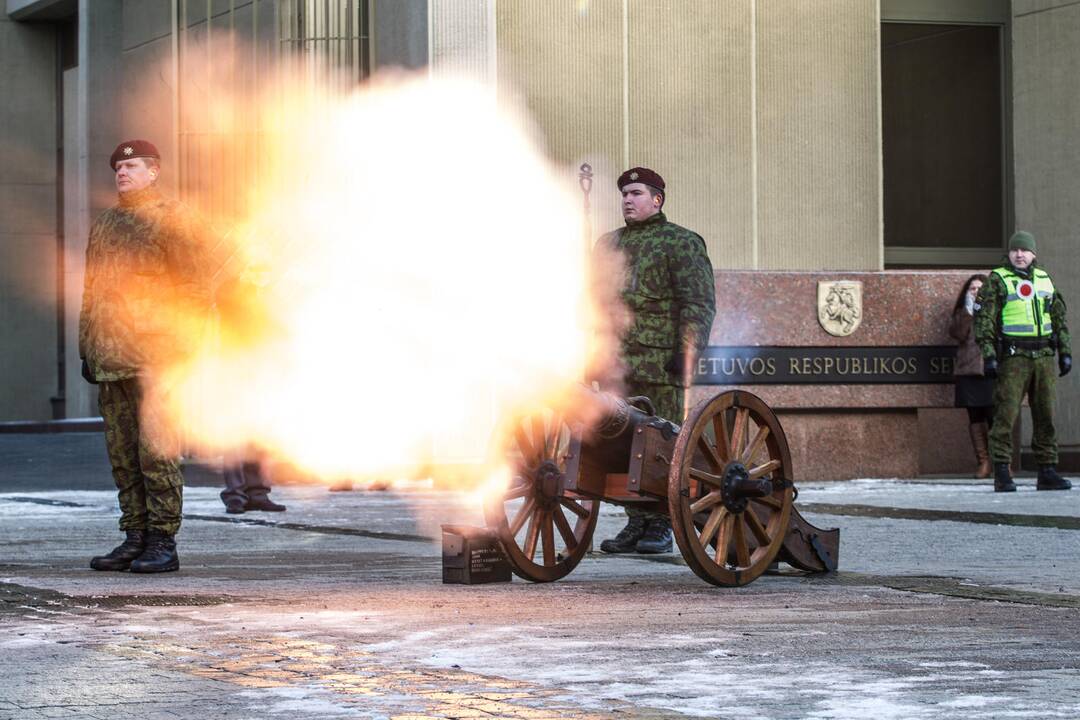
949, 274, 993, 478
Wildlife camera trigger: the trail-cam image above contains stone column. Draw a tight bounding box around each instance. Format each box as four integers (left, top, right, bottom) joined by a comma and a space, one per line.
1012, 0, 1080, 470
0, 7, 59, 421
63, 0, 122, 418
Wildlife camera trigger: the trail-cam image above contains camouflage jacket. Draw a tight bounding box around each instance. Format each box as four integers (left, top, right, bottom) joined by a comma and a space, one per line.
594, 212, 716, 386
79, 187, 219, 381
974, 261, 1071, 360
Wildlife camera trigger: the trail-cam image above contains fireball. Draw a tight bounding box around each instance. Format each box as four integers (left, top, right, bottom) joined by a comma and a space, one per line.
159, 69, 616, 488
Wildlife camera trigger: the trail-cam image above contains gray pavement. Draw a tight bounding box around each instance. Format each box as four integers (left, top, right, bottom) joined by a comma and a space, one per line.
2, 433, 1080, 719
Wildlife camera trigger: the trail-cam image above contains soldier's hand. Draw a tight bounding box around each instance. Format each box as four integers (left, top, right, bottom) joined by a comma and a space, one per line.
1060, 354, 1072, 377
80, 358, 98, 385
983, 357, 998, 379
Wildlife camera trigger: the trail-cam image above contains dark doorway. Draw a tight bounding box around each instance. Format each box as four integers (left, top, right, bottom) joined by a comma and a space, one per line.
882, 23, 1005, 258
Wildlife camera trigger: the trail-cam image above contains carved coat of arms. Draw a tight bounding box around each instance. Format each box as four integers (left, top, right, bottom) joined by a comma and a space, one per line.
817, 281, 863, 337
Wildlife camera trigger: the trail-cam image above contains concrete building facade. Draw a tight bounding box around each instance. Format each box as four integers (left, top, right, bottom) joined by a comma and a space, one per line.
1, 0, 1077, 475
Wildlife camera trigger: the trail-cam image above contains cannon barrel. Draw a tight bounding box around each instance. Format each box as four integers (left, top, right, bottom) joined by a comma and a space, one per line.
565, 383, 679, 469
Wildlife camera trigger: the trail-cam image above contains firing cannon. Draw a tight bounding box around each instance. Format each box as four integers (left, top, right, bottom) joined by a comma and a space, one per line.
483, 386, 839, 586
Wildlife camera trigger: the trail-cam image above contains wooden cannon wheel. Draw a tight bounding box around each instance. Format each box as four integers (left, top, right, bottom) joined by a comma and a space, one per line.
668, 390, 794, 587
484, 410, 599, 582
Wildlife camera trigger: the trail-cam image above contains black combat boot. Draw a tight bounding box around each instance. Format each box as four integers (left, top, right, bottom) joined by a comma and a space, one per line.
994, 463, 1016, 493
635, 517, 673, 554
90, 530, 146, 571
599, 516, 648, 553
1037, 465, 1072, 491
129, 531, 180, 573
245, 496, 286, 512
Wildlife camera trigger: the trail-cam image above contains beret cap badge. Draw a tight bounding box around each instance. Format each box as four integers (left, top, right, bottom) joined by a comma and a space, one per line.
123, 146, 134, 156
629, 172, 639, 181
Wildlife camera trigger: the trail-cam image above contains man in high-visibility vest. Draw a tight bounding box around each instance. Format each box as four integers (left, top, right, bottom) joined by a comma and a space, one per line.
975, 230, 1072, 492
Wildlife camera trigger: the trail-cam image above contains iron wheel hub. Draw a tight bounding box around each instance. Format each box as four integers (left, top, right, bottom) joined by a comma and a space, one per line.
721, 461, 751, 513
535, 460, 564, 507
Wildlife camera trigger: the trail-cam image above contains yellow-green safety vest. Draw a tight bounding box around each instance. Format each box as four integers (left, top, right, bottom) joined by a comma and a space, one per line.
992, 266, 1055, 338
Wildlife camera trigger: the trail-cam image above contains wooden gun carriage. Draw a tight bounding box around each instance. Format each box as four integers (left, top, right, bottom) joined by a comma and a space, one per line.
483, 386, 839, 586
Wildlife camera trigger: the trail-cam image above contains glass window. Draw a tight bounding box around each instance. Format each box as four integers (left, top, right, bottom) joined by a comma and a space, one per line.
177, 1, 370, 225
882, 22, 1007, 267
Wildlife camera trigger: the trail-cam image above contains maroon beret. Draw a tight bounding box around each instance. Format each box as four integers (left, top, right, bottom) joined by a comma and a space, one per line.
110, 140, 160, 170
617, 167, 665, 193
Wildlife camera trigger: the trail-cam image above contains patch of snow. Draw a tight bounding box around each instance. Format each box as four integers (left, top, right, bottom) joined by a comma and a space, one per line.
238, 686, 382, 717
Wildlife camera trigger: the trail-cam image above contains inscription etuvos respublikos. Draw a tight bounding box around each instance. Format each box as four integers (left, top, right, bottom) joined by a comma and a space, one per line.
694, 347, 957, 385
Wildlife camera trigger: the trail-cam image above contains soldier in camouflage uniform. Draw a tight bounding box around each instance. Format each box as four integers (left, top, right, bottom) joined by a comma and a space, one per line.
975, 230, 1072, 492
82, 140, 218, 572
593, 167, 716, 553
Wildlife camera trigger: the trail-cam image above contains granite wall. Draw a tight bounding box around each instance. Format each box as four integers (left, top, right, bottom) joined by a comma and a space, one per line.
687, 270, 978, 480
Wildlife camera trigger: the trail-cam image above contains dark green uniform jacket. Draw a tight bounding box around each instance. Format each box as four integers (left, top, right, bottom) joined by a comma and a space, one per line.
79, 187, 217, 381
595, 212, 716, 387
974, 261, 1071, 361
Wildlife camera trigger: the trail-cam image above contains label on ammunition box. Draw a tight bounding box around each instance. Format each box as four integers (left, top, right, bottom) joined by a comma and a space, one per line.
470, 547, 506, 573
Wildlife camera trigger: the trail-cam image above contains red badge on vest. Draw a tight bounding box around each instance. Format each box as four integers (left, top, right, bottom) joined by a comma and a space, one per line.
1017, 280, 1035, 299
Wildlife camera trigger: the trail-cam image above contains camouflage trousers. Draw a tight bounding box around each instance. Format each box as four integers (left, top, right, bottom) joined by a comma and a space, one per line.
989, 355, 1058, 465
622, 380, 684, 522
99, 378, 184, 535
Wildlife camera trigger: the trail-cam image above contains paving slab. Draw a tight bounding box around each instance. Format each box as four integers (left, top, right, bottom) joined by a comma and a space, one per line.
2, 434, 1080, 719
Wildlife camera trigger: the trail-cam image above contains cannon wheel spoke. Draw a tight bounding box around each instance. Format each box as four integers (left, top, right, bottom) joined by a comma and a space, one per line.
503, 485, 529, 502
508, 497, 536, 537
690, 490, 724, 515
668, 390, 794, 587
732, 517, 751, 567
484, 408, 599, 583
744, 506, 772, 547
553, 506, 578, 551
742, 425, 770, 466
539, 511, 556, 566
729, 408, 749, 459
749, 459, 782, 480
696, 435, 724, 472
522, 510, 541, 560
546, 412, 563, 458
753, 494, 783, 510
513, 425, 536, 465
712, 413, 731, 464
689, 467, 724, 488
698, 506, 727, 547
713, 513, 734, 565
531, 416, 546, 464
560, 497, 589, 518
